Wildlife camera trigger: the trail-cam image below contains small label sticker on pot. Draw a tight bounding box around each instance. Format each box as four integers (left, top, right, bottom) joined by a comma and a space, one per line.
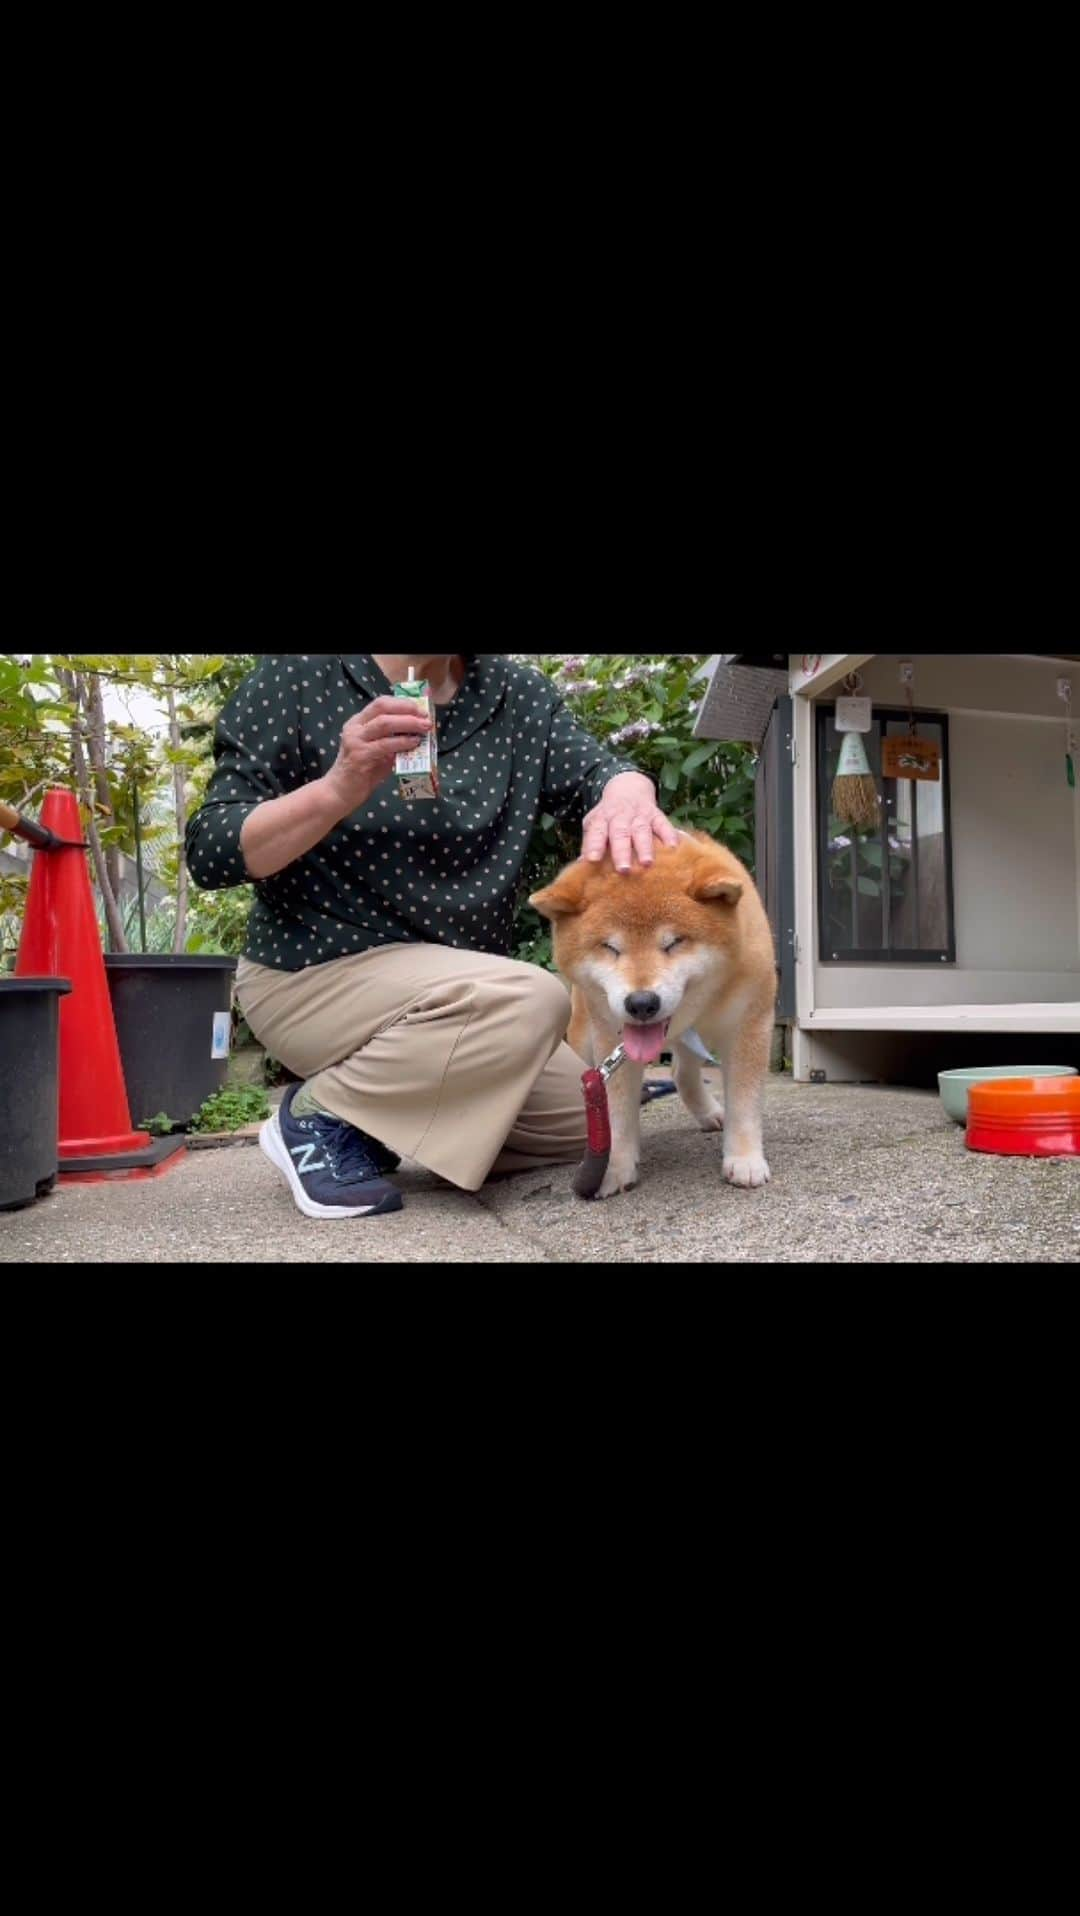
211, 1012, 231, 1059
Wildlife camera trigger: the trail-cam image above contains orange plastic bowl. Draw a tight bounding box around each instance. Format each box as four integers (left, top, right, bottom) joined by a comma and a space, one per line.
966, 1076, 1080, 1157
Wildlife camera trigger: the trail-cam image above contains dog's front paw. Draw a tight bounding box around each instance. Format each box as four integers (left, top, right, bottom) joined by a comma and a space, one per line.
698, 1101, 725, 1132
723, 1151, 770, 1188
597, 1157, 640, 1200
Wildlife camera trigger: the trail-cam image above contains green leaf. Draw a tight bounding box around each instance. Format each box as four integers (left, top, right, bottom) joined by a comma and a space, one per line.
681, 742, 718, 776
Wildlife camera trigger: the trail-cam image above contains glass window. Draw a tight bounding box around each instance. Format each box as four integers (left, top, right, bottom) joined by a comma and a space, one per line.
817, 707, 955, 963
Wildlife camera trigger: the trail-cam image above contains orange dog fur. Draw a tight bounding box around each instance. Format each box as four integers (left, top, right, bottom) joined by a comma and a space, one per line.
530, 829, 776, 1198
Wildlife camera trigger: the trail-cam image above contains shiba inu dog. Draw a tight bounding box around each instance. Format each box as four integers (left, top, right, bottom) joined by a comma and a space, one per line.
530, 830, 776, 1199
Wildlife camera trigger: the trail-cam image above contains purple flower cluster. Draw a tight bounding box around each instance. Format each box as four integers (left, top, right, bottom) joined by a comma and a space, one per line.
613, 663, 665, 690
610, 718, 661, 746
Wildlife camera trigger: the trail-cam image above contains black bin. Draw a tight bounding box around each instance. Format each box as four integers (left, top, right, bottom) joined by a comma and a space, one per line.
104, 955, 239, 1130
0, 976, 71, 1211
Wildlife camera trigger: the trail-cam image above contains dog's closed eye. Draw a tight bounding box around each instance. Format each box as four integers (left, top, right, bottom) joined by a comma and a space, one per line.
601, 941, 622, 956
661, 936, 686, 953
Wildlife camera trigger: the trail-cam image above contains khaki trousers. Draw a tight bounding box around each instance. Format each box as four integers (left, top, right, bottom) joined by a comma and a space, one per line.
235, 945, 588, 1191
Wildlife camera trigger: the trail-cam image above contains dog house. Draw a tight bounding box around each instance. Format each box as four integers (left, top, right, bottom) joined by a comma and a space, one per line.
694, 654, 1080, 1082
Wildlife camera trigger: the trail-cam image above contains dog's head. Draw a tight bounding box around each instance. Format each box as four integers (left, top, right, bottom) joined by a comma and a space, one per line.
529, 831, 745, 1063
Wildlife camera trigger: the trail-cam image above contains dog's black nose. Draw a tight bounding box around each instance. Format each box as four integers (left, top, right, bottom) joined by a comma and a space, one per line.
625, 991, 662, 1021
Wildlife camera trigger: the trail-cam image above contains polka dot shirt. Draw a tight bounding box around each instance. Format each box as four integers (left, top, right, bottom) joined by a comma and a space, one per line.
185, 653, 640, 973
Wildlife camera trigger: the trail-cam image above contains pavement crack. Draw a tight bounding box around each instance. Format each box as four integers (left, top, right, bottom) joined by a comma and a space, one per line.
469, 1189, 577, 1262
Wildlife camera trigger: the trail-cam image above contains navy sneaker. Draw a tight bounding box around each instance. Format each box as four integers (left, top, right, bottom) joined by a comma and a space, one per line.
259, 1085, 403, 1218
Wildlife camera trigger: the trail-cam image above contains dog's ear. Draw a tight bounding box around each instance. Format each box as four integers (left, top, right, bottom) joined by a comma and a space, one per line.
530, 861, 588, 919
687, 855, 743, 905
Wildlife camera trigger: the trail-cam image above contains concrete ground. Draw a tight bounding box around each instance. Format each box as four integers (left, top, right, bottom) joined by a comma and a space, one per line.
2, 1075, 1077, 1264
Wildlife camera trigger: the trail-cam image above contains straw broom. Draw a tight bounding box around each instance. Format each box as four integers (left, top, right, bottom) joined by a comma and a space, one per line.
831, 731, 880, 830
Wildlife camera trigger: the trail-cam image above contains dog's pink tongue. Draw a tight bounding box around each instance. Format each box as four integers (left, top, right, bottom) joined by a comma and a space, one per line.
621, 1022, 668, 1064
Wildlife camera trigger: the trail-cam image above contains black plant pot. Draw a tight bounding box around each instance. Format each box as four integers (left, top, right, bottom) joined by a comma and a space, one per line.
0, 976, 71, 1211
104, 955, 239, 1130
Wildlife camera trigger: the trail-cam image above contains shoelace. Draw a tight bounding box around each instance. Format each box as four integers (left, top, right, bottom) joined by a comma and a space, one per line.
301, 1112, 390, 1184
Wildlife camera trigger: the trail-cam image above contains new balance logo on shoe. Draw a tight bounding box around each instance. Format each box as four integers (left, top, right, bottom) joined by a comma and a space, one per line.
290, 1141, 327, 1175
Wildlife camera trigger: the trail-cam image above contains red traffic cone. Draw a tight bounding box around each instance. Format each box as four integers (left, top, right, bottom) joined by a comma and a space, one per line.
15, 789, 183, 1175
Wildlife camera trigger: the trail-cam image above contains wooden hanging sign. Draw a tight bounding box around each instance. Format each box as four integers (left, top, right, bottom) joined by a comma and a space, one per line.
882, 734, 941, 781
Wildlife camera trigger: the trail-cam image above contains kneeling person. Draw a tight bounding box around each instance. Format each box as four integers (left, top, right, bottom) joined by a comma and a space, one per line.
185, 651, 679, 1218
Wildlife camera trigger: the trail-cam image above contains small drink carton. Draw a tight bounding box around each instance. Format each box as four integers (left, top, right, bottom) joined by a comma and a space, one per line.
394, 669, 440, 800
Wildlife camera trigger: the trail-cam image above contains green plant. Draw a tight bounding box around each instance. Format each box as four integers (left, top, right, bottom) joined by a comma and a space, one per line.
183, 881, 256, 956
0, 655, 75, 806
1, 652, 258, 956
124, 898, 177, 952
140, 1110, 178, 1136
189, 1085, 270, 1133
0, 870, 28, 972
825, 817, 911, 933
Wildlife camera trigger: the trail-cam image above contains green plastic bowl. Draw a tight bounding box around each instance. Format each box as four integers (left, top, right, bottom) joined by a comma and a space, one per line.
938, 1064, 1078, 1124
